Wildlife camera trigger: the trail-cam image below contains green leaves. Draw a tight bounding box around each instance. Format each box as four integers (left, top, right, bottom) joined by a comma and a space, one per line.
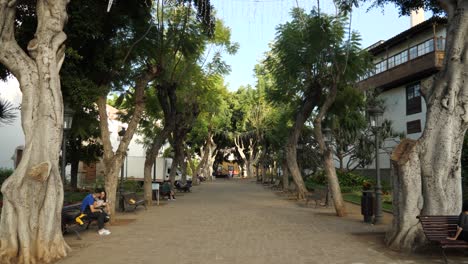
0, 98, 18, 126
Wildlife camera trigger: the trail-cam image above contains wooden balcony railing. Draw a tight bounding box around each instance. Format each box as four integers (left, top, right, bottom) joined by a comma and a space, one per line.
358, 51, 444, 91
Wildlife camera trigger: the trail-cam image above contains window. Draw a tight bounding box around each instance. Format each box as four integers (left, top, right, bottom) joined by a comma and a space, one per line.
411, 39, 435, 59
388, 56, 395, 69
407, 83, 422, 115
394, 51, 408, 66
436, 37, 446, 51
419, 39, 434, 55
409, 46, 418, 59
375, 60, 387, 74
407, 120, 422, 134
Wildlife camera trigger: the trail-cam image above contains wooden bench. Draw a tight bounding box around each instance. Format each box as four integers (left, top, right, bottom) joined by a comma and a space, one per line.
61, 203, 92, 240
175, 181, 191, 192
121, 192, 146, 212
305, 185, 329, 208
417, 215, 468, 263
270, 179, 282, 191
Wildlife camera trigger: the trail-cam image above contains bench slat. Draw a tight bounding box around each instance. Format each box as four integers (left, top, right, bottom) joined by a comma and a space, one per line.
417, 215, 468, 250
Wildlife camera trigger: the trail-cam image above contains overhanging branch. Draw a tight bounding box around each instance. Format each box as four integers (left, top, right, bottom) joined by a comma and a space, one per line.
0, 0, 36, 84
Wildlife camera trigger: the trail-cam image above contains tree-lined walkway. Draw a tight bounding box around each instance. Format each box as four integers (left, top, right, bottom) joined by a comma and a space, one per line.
58, 180, 464, 264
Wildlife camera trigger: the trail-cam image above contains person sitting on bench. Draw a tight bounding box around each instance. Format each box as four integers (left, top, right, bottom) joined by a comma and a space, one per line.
80, 189, 111, 236
175, 180, 191, 192
447, 200, 468, 241
161, 180, 176, 200
95, 190, 111, 219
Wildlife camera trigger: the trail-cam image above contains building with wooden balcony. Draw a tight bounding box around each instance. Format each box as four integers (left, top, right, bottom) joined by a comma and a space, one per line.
356, 16, 447, 178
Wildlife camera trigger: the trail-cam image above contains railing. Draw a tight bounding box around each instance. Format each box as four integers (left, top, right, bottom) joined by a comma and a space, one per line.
360, 37, 446, 81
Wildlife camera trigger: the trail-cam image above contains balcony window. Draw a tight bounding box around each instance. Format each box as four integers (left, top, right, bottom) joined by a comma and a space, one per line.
360, 37, 445, 83
394, 51, 408, 66
436, 37, 446, 51
409, 46, 418, 59
415, 39, 435, 59
422, 39, 434, 54
388, 57, 395, 69
407, 82, 422, 115
375, 60, 387, 74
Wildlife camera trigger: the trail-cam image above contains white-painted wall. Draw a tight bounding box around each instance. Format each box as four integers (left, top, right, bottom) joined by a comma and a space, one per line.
0, 78, 23, 169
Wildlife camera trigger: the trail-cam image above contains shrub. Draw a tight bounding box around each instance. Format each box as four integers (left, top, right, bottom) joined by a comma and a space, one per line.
0, 167, 13, 186
64, 192, 88, 205
122, 178, 140, 192
336, 171, 368, 187
306, 170, 369, 193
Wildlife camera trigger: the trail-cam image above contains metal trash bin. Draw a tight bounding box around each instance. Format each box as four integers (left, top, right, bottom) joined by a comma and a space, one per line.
361, 190, 374, 223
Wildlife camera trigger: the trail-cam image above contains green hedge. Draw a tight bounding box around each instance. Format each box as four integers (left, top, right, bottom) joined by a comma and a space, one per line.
0, 168, 13, 184
305, 170, 369, 192
305, 170, 392, 194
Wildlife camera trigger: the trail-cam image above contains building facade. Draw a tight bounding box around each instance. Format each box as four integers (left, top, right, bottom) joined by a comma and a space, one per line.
357, 16, 447, 181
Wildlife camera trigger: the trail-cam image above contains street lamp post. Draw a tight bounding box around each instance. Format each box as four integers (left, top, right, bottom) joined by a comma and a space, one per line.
367, 105, 384, 224
62, 105, 74, 189
118, 127, 126, 212
322, 127, 332, 207
118, 127, 126, 193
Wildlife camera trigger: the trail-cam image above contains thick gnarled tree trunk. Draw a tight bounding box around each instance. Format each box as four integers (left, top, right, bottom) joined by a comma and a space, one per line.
386, 1, 467, 251
0, 1, 71, 263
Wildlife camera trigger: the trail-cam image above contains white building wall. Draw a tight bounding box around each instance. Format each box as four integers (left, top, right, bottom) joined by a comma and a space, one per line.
362, 20, 444, 171
0, 78, 24, 169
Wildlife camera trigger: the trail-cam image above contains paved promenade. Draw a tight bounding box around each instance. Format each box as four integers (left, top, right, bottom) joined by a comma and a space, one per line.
58, 180, 467, 264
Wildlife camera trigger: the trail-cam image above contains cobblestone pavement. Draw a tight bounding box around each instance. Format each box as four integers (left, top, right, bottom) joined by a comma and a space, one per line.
57, 180, 467, 264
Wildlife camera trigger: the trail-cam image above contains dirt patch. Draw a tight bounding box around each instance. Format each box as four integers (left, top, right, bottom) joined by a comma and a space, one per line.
109, 218, 136, 226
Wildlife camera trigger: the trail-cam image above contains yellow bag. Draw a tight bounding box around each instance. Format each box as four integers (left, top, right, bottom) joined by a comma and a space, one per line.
75, 213, 86, 225
129, 198, 136, 204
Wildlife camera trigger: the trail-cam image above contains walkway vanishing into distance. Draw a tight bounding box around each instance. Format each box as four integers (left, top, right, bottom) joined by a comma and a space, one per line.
58, 179, 467, 264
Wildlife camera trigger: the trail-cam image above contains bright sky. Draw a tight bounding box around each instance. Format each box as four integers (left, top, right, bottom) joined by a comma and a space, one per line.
210, 0, 414, 91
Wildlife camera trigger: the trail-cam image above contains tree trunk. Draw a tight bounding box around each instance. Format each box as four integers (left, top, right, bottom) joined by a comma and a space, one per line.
282, 158, 290, 190
194, 142, 210, 184
143, 156, 154, 206
97, 66, 157, 222
285, 95, 317, 200
323, 149, 346, 216
313, 81, 346, 217
142, 124, 171, 205
262, 163, 267, 183
70, 158, 79, 191
256, 165, 259, 182
142, 128, 170, 205
385, 2, 467, 251
181, 158, 188, 184
188, 157, 198, 185
169, 141, 184, 183
0, 1, 71, 263
205, 143, 217, 181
